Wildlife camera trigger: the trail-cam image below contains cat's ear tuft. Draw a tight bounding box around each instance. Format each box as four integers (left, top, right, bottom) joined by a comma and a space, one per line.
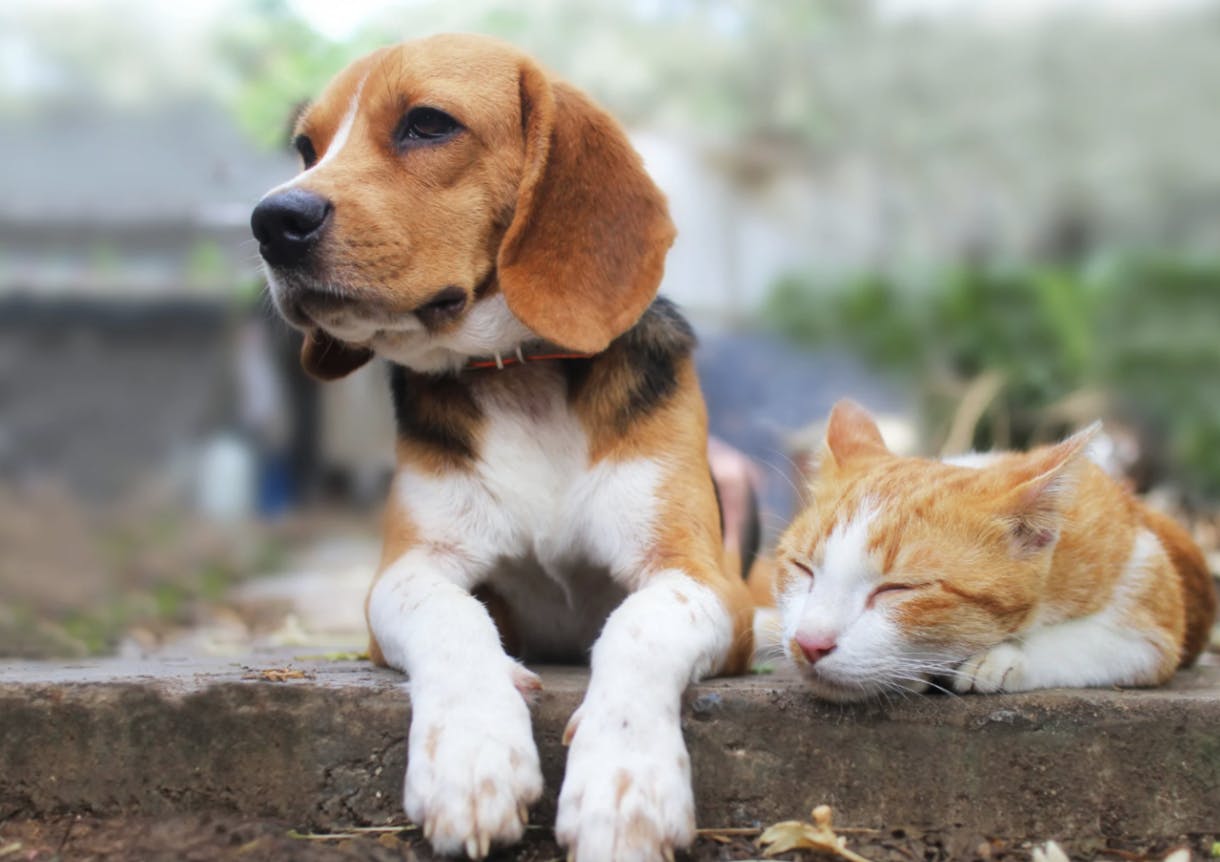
823, 399, 890, 470
1000, 422, 1101, 556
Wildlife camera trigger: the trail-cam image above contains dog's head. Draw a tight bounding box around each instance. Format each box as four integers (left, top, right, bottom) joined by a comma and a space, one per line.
251, 34, 676, 380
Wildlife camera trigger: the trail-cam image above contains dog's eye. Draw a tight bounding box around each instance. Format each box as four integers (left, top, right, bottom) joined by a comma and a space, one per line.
396, 107, 462, 146
294, 134, 317, 169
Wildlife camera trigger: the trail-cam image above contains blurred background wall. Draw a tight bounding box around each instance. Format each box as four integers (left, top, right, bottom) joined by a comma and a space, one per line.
2, 0, 1219, 656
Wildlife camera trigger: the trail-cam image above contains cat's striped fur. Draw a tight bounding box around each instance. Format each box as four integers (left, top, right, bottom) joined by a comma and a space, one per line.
775, 400, 1216, 701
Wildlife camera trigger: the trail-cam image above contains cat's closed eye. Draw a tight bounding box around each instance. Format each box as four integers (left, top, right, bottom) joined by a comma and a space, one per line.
866, 582, 920, 608
789, 559, 816, 580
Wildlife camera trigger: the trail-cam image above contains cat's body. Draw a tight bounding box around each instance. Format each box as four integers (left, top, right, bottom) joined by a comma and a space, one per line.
774, 400, 1216, 701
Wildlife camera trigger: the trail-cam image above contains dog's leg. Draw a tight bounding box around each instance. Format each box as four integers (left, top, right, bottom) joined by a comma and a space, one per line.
368, 548, 542, 859
555, 569, 733, 862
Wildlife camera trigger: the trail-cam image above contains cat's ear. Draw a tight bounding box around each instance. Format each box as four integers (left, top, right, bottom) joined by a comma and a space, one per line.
823, 399, 890, 470
997, 422, 1101, 556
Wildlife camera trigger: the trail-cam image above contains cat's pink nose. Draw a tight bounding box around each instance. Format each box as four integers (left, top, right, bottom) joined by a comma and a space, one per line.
794, 632, 837, 664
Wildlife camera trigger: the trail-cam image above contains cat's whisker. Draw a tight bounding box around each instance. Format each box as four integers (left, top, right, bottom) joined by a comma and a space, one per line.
874, 680, 907, 702
764, 447, 807, 484
752, 644, 788, 664
752, 451, 809, 509
892, 673, 960, 699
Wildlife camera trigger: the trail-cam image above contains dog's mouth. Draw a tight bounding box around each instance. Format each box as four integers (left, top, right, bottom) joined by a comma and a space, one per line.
268, 271, 470, 346
274, 280, 349, 330
266, 265, 535, 375
414, 286, 468, 329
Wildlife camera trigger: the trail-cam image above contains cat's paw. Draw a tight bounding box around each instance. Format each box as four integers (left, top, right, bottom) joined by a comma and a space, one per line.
405, 673, 542, 859
954, 643, 1027, 693
556, 702, 695, 862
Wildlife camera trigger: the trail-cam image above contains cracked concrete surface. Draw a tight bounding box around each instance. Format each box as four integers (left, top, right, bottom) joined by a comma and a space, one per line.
1, 652, 1218, 846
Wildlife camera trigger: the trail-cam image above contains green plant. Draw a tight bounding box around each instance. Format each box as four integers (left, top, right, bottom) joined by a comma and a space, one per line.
760, 256, 1220, 499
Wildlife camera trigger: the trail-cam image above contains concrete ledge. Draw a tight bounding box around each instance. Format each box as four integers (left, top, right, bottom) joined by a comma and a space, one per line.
2, 653, 1218, 845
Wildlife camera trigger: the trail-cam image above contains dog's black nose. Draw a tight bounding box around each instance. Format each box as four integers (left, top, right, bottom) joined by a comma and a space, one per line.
251, 189, 333, 267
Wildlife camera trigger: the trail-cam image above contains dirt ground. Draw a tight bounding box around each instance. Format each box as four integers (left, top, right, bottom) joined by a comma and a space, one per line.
0, 479, 381, 659
0, 815, 1210, 862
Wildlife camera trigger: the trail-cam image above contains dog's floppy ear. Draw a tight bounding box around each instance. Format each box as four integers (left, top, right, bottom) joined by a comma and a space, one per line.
497, 62, 676, 354
300, 330, 373, 381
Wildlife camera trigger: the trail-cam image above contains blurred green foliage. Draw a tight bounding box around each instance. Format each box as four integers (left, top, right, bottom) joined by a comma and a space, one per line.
215, 0, 382, 149
762, 257, 1220, 500
211, 0, 863, 150
184, 240, 230, 288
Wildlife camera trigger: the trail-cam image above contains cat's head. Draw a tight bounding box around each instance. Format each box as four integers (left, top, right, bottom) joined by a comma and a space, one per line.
776, 399, 1098, 701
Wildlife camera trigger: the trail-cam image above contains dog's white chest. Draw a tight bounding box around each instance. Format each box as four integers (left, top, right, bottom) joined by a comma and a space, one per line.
391, 374, 662, 659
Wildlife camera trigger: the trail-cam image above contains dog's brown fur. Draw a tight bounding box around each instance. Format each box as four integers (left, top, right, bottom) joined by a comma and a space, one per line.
262, 34, 758, 859
280, 35, 755, 671
288, 36, 672, 376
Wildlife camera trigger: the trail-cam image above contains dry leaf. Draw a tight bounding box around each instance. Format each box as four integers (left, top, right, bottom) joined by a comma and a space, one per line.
758, 804, 872, 862
243, 667, 314, 682
697, 827, 762, 845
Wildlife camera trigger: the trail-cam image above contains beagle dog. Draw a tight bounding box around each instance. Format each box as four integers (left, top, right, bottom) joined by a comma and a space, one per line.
251, 33, 755, 862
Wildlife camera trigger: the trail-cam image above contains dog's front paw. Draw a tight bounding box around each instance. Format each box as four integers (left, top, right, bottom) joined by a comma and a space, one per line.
954, 642, 1027, 693
556, 702, 694, 862
405, 673, 542, 859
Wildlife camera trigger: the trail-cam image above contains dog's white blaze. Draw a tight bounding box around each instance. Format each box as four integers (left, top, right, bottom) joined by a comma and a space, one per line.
264, 73, 369, 198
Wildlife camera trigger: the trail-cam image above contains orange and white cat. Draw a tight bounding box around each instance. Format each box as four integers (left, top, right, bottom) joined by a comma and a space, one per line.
774, 399, 1216, 700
